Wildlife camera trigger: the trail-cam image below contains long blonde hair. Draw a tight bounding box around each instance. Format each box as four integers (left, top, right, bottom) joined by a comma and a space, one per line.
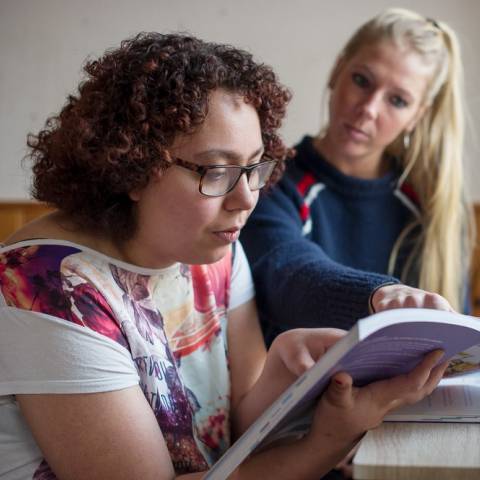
331, 8, 474, 310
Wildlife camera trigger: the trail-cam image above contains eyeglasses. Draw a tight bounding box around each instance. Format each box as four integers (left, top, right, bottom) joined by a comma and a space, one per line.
172, 157, 278, 197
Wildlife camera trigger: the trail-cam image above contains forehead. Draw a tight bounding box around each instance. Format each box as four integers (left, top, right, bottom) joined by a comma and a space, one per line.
171, 90, 262, 158
346, 40, 434, 99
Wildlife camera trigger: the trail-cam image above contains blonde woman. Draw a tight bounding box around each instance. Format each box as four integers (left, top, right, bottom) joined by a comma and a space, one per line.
241, 7, 474, 347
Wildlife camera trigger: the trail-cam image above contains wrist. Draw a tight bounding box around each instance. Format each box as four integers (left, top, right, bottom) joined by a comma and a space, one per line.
302, 427, 363, 469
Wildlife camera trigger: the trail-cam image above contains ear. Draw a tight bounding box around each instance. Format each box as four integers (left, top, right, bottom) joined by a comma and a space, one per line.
328, 55, 346, 90
405, 103, 428, 133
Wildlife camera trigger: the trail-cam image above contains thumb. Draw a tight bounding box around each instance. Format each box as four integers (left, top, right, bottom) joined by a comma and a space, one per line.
324, 372, 353, 407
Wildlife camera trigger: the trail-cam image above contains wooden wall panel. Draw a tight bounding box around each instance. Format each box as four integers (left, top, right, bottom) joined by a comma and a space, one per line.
0, 201, 480, 315
0, 202, 52, 242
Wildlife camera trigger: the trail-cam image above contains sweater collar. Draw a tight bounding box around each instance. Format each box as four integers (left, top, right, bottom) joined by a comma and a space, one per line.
294, 136, 400, 196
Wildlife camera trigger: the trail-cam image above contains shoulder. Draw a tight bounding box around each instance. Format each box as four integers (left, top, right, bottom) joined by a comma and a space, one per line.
0, 239, 131, 348
4, 212, 127, 265
280, 136, 330, 202
4, 211, 59, 245
4, 211, 92, 246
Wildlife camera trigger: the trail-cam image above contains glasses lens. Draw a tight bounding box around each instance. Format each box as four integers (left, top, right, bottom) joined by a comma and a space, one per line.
201, 167, 240, 196
248, 161, 277, 190
199, 160, 277, 197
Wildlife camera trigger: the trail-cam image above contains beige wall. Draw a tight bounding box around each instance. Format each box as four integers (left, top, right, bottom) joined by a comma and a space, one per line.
1, 0, 479, 199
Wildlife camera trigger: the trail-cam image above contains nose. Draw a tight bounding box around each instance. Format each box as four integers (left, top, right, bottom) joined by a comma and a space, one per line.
357, 92, 382, 120
224, 173, 257, 212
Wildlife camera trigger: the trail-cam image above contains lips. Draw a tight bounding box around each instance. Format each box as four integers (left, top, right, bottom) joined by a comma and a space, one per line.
213, 227, 241, 243
344, 123, 370, 141
216, 231, 240, 242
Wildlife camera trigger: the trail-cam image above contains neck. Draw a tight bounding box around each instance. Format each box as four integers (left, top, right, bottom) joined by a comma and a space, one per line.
314, 134, 390, 179
49, 212, 130, 263
118, 233, 176, 270
5, 211, 172, 270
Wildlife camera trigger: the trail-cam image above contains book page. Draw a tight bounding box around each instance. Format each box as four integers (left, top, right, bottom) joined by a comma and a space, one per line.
385, 370, 480, 422
445, 344, 480, 376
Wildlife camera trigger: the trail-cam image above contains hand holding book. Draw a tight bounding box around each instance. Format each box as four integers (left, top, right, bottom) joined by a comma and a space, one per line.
310, 349, 447, 444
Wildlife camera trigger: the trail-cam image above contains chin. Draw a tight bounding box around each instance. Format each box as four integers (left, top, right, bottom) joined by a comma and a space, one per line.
339, 144, 370, 158
185, 246, 229, 266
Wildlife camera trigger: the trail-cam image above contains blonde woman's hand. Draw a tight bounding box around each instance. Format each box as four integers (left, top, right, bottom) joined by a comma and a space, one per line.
371, 284, 454, 313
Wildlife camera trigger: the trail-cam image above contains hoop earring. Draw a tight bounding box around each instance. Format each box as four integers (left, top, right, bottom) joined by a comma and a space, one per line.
403, 132, 411, 150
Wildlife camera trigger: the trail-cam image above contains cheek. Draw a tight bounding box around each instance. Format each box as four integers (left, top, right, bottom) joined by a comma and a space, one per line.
329, 91, 340, 116
156, 189, 208, 233
330, 85, 352, 118
381, 115, 409, 141
242, 198, 259, 223
181, 198, 223, 229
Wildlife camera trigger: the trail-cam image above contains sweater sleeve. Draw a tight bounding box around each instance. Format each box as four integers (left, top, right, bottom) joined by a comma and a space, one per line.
240, 179, 398, 343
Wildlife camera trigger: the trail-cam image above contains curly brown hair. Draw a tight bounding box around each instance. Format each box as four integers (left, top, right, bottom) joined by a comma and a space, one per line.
27, 32, 292, 242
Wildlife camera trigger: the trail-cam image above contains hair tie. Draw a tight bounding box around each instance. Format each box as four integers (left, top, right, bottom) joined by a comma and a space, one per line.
426, 17, 440, 29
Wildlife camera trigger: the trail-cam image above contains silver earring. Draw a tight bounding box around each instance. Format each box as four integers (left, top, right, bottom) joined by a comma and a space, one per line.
403, 132, 411, 150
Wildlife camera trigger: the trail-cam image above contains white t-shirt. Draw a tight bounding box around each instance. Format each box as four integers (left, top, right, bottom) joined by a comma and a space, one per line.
0, 239, 254, 478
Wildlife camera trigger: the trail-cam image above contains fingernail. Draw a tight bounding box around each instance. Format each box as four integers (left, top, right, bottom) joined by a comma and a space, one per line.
432, 350, 445, 362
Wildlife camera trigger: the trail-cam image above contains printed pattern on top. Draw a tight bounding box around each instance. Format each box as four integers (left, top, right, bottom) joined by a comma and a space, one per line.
0, 242, 232, 476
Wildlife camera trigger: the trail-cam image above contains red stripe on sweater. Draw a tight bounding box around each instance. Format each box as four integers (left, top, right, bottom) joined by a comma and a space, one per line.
299, 204, 310, 222
296, 173, 316, 223
296, 173, 316, 195
400, 182, 420, 207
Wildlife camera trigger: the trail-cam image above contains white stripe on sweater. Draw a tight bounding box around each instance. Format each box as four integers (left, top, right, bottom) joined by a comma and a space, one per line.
393, 188, 421, 218
302, 183, 325, 236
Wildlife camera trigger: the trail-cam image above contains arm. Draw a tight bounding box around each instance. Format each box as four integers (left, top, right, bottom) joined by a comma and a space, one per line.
225, 300, 365, 479
14, 309, 295, 480
240, 182, 397, 335
17, 388, 196, 480
227, 298, 346, 436
17, 384, 351, 480
226, 242, 347, 434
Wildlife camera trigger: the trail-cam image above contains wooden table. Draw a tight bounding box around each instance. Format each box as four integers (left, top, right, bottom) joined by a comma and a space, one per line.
353, 422, 480, 479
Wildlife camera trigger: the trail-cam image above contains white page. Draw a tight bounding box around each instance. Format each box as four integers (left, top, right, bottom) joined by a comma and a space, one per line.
385, 370, 480, 422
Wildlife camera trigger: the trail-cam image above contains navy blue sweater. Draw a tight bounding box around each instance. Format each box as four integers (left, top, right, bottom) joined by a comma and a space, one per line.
241, 136, 421, 344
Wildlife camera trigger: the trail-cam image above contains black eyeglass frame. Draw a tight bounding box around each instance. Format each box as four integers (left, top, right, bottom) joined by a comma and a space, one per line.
172, 157, 278, 197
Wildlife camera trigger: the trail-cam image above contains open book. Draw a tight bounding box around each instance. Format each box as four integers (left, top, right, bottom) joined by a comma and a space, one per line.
205, 308, 480, 480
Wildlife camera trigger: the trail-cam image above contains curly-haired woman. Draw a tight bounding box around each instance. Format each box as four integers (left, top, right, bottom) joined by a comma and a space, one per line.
0, 33, 447, 479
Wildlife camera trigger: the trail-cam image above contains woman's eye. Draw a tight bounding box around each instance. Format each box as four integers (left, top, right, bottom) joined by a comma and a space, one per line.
390, 95, 408, 108
352, 73, 369, 88
206, 169, 228, 182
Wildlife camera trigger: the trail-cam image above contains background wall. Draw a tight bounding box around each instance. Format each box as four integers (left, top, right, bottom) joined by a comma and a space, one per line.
1, 0, 479, 200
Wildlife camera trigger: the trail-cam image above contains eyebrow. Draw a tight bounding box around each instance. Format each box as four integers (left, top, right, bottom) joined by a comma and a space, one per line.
192, 145, 265, 164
